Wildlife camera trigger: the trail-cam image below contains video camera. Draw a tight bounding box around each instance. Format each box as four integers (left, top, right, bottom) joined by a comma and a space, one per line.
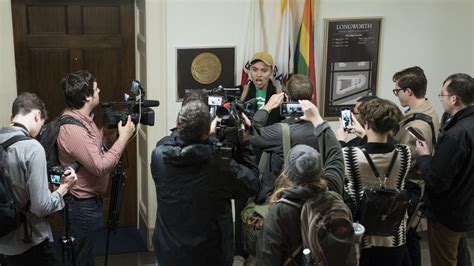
48, 162, 79, 186
101, 80, 160, 129
204, 86, 257, 146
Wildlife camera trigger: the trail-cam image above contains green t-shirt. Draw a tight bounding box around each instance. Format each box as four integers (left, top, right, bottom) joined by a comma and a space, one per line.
256, 88, 267, 110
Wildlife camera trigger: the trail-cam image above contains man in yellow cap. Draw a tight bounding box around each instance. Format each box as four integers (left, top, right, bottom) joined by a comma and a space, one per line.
240, 52, 282, 126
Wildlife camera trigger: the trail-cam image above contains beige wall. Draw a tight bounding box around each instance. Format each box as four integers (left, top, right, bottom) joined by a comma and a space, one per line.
0, 0, 17, 126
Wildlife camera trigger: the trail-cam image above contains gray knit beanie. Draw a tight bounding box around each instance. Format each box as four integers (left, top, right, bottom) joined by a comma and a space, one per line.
285, 144, 323, 184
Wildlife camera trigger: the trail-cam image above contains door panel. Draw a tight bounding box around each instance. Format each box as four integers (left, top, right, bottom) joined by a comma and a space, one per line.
12, 0, 137, 230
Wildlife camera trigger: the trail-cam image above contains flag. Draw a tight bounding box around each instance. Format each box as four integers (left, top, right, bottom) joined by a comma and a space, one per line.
240, 0, 265, 86
273, 0, 295, 89
294, 0, 316, 104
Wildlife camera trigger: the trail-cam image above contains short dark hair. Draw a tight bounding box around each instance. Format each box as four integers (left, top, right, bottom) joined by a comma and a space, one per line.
444, 73, 474, 105
359, 98, 402, 134
392, 66, 427, 98
12, 92, 47, 120
286, 74, 313, 101
182, 90, 208, 107
61, 70, 96, 109
177, 101, 211, 142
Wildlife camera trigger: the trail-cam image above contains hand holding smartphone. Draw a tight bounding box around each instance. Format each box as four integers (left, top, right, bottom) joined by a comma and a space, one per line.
341, 109, 352, 131
405, 126, 426, 142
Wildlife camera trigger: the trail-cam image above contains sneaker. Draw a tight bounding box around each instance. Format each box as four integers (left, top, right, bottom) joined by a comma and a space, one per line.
233, 255, 246, 266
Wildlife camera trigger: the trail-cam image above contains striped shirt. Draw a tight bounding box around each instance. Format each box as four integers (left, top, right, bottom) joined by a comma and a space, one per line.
57, 109, 126, 198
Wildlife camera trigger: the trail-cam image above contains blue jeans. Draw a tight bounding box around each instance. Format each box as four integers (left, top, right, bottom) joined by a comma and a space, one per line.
66, 197, 103, 266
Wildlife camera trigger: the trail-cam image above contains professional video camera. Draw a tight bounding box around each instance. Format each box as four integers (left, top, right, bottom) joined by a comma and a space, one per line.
101, 80, 160, 128
204, 86, 257, 146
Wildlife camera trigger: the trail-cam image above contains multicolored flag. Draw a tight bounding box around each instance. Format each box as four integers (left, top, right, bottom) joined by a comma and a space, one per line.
240, 0, 265, 86
273, 0, 294, 89
294, 0, 316, 103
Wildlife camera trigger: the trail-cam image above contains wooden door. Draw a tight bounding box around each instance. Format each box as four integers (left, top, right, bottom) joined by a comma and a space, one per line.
11, 0, 137, 229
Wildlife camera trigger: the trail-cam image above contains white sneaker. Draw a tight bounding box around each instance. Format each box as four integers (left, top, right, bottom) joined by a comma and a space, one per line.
233, 255, 246, 266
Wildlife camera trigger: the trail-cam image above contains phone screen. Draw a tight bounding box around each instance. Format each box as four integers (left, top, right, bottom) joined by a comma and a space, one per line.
208, 96, 223, 106
405, 126, 426, 142
280, 102, 303, 117
341, 109, 352, 130
49, 174, 61, 186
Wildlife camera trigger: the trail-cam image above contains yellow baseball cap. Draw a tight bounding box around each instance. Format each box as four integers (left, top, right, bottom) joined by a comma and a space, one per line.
250, 52, 273, 67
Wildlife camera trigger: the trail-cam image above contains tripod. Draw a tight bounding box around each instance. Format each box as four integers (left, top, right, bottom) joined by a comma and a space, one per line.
104, 160, 127, 266
61, 194, 76, 266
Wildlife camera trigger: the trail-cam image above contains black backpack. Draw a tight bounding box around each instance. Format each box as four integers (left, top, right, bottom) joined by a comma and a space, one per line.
280, 191, 357, 266
0, 135, 31, 239
37, 115, 88, 170
357, 148, 409, 236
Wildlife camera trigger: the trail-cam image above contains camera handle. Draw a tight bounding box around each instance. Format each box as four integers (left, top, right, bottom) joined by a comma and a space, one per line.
61, 193, 76, 266
104, 157, 127, 266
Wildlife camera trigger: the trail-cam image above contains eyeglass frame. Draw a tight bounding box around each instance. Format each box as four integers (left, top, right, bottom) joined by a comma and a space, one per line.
438, 93, 453, 99
392, 87, 405, 96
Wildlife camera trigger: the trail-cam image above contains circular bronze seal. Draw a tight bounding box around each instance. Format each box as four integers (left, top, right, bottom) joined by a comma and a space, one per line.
191, 52, 222, 84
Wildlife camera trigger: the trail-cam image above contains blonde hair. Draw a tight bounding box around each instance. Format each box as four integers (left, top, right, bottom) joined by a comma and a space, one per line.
269, 169, 328, 204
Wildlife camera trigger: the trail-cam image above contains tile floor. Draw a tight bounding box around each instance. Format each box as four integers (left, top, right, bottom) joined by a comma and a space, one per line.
95, 235, 474, 266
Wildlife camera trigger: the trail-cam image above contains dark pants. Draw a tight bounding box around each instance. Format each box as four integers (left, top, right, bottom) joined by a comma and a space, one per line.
234, 196, 249, 258
360, 245, 406, 266
403, 228, 421, 266
4, 239, 60, 266
217, 204, 234, 266
65, 197, 104, 266
457, 234, 472, 266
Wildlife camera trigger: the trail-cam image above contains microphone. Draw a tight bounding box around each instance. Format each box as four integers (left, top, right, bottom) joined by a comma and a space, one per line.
137, 100, 160, 108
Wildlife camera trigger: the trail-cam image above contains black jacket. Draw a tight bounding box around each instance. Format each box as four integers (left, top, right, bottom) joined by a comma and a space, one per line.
418, 105, 474, 232
256, 186, 325, 265
150, 136, 258, 265
250, 110, 344, 204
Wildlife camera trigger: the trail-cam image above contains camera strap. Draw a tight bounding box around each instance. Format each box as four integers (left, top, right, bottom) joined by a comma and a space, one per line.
257, 123, 291, 181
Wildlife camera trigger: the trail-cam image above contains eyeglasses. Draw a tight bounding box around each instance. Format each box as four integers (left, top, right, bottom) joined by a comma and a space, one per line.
438, 93, 453, 99
392, 88, 405, 96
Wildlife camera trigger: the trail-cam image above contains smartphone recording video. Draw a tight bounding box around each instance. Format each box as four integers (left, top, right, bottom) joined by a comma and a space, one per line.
405, 126, 426, 142
280, 102, 303, 117
341, 109, 352, 131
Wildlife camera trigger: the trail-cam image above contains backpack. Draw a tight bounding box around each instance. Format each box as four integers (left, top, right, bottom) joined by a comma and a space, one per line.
37, 115, 88, 170
280, 191, 357, 266
241, 123, 291, 256
357, 147, 409, 236
0, 135, 31, 239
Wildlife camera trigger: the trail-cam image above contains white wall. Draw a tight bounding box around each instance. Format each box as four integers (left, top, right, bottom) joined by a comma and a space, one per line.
0, 0, 17, 126
315, 0, 473, 130
161, 0, 473, 132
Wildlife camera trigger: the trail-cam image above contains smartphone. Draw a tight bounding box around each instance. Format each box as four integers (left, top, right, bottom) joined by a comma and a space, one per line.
280, 102, 303, 117
341, 109, 352, 131
49, 174, 61, 186
405, 126, 426, 142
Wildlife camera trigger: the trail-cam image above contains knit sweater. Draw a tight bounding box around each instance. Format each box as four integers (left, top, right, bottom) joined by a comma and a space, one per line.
343, 143, 411, 249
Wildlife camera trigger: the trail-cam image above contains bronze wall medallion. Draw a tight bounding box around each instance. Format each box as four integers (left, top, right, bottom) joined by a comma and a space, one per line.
191, 52, 222, 84
176, 47, 235, 100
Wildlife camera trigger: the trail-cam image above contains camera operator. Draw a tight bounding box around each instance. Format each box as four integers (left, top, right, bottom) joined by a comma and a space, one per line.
151, 100, 258, 266
56, 70, 135, 265
0, 93, 77, 265
248, 74, 345, 204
